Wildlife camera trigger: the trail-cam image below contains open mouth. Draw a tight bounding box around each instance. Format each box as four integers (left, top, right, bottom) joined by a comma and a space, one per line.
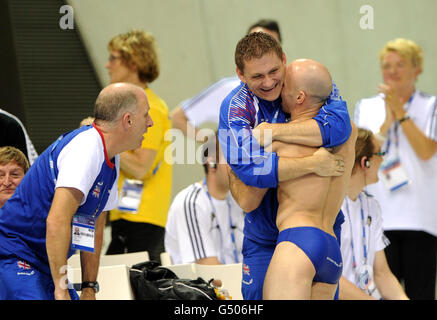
260, 83, 278, 93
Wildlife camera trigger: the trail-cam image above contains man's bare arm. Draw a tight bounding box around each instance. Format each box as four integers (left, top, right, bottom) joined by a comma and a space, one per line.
46, 187, 83, 300
253, 119, 323, 147
227, 144, 344, 211
79, 211, 107, 300
277, 146, 345, 182
227, 166, 267, 212
373, 250, 409, 300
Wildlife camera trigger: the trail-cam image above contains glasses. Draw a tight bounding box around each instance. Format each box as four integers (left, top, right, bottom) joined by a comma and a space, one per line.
373, 151, 386, 157
108, 55, 123, 63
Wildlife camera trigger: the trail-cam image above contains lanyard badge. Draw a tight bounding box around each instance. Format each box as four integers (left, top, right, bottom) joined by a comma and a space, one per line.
356, 264, 376, 295
71, 213, 96, 253
49, 136, 97, 253
345, 196, 377, 296
380, 158, 409, 192
380, 124, 409, 192
117, 179, 144, 213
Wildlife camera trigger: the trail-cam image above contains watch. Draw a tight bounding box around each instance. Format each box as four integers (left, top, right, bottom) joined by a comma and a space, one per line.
81, 281, 99, 293
398, 113, 411, 123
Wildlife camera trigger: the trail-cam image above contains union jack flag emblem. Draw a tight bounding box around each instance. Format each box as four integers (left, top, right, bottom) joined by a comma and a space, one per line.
17, 260, 31, 270
92, 184, 101, 198
242, 263, 250, 276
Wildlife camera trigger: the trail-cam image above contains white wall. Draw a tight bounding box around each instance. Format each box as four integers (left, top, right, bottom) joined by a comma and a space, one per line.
68, 0, 437, 199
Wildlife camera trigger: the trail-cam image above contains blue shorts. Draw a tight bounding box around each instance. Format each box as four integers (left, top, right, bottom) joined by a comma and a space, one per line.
241, 212, 344, 300
277, 227, 343, 285
0, 255, 79, 300
241, 237, 275, 300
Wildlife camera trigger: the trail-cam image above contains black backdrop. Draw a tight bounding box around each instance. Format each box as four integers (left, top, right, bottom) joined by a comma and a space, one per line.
0, 0, 101, 153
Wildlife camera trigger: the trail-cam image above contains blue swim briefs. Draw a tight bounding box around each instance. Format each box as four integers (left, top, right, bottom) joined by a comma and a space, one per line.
276, 227, 343, 285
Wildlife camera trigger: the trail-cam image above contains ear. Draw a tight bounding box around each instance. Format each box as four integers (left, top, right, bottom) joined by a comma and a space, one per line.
296, 90, 306, 105
361, 156, 370, 169
282, 52, 287, 65
122, 112, 132, 129
236, 66, 246, 83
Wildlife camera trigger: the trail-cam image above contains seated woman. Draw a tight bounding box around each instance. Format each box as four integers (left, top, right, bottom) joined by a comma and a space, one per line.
0, 146, 29, 208
339, 128, 408, 300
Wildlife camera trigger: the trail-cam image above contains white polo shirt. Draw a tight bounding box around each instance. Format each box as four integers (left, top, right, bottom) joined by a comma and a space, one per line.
164, 182, 244, 264
340, 193, 390, 299
354, 91, 437, 236
181, 76, 241, 127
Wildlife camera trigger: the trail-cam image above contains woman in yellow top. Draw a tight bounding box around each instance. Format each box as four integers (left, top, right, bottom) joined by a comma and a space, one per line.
104, 30, 172, 263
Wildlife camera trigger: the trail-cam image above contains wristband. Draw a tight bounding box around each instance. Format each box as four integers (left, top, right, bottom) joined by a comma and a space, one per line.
81, 281, 99, 293
398, 114, 410, 123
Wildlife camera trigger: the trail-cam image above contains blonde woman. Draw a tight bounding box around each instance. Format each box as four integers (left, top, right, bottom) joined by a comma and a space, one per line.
354, 38, 437, 299
103, 30, 172, 264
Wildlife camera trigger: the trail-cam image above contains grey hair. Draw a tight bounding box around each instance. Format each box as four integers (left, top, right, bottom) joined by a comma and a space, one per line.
94, 89, 138, 123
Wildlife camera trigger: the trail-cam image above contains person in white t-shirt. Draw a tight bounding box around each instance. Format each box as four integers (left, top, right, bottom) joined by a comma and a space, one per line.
171, 19, 282, 141
165, 135, 244, 264
339, 128, 408, 300
354, 38, 437, 300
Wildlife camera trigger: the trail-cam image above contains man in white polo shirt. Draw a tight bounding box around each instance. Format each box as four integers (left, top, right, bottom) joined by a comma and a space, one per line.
165, 135, 244, 265
354, 38, 437, 300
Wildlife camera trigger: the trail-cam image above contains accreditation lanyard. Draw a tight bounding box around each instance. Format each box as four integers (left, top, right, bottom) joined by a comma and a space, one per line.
203, 179, 239, 263
49, 133, 109, 253
345, 195, 370, 268
48, 134, 108, 220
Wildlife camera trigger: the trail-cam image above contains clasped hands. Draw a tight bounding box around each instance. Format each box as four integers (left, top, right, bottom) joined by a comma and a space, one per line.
378, 83, 408, 124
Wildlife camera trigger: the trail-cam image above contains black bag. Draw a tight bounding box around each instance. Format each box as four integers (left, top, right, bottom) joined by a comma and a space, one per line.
129, 261, 218, 300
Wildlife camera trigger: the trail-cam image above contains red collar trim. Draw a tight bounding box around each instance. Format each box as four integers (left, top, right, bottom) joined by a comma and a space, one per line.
93, 122, 114, 169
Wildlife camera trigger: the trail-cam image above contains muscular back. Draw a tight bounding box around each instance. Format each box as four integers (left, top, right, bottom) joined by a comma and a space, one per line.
273, 122, 357, 235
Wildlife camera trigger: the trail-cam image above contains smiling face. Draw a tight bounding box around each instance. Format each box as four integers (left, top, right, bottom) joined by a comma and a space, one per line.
236, 51, 286, 101
381, 50, 420, 93
0, 161, 25, 207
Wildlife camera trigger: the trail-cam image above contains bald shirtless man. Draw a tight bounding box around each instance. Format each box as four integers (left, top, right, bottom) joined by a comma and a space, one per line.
262, 59, 357, 300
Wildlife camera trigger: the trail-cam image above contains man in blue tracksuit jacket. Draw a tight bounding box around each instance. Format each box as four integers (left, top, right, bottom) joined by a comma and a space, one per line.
218, 32, 351, 300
